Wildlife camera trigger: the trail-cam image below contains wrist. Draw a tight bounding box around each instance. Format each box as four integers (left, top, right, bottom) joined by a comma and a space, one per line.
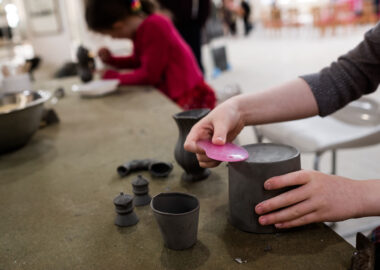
356, 179, 380, 217
230, 95, 249, 126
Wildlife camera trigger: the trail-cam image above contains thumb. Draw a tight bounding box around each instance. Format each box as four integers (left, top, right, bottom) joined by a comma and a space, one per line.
212, 119, 228, 145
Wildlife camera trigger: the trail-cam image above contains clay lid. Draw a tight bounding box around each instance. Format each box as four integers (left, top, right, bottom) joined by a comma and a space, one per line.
113, 192, 133, 206
132, 175, 149, 187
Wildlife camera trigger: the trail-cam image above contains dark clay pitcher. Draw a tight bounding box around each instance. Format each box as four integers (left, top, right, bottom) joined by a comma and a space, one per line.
228, 143, 301, 234
173, 109, 211, 182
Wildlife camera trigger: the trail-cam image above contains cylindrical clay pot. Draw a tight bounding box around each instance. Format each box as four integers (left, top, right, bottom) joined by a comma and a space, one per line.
151, 192, 200, 250
228, 143, 301, 233
173, 109, 211, 182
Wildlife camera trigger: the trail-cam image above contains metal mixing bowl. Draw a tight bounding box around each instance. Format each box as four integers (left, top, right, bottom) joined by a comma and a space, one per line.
0, 90, 51, 154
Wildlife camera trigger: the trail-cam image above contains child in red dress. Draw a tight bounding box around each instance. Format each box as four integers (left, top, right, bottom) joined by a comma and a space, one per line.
85, 0, 216, 110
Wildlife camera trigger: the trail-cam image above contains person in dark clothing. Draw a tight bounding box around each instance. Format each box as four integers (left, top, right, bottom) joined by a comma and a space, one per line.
158, 0, 211, 73
223, 0, 237, 36
241, 0, 253, 36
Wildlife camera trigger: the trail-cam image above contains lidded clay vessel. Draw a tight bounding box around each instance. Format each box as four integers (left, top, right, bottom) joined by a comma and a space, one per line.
113, 192, 139, 227
132, 175, 151, 206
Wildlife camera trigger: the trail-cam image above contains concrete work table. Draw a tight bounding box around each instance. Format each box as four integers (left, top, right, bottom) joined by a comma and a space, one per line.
0, 78, 354, 269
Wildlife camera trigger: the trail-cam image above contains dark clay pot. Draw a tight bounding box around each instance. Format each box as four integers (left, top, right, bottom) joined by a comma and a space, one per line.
173, 109, 211, 182
228, 143, 301, 234
117, 159, 173, 178
151, 192, 200, 250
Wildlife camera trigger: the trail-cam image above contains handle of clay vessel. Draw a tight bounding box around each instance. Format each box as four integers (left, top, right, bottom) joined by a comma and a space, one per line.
117, 159, 154, 177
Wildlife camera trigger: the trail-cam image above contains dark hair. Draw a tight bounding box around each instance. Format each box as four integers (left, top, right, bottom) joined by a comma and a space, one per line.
85, 0, 156, 31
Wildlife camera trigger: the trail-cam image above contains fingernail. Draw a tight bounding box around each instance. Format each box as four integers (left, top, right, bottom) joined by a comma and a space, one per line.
264, 181, 271, 189
256, 205, 262, 214
275, 223, 283, 228
216, 137, 224, 143
259, 217, 267, 225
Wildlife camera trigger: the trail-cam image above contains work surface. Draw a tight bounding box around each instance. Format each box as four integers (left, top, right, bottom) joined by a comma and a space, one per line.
0, 78, 354, 269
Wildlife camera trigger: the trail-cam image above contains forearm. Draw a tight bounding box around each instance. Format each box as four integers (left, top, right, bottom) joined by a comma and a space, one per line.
232, 78, 319, 126
117, 70, 150, 85
107, 55, 139, 69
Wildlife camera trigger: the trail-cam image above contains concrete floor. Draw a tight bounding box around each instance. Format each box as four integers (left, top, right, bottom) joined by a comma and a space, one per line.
205, 24, 380, 246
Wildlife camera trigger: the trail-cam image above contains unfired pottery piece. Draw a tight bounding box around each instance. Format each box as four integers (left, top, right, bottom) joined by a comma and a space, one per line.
151, 192, 200, 250
132, 175, 151, 206
117, 159, 173, 178
173, 109, 211, 182
113, 192, 139, 227
228, 143, 301, 233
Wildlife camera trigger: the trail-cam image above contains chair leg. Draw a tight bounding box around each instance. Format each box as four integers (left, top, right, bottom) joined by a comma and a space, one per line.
314, 152, 322, 171
331, 150, 337, 175
253, 126, 263, 143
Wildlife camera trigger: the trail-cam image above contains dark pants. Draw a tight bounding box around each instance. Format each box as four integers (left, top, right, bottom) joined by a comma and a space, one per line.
176, 23, 204, 73
241, 1, 253, 36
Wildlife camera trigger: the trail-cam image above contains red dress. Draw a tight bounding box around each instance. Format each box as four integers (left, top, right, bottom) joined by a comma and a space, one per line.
103, 14, 216, 110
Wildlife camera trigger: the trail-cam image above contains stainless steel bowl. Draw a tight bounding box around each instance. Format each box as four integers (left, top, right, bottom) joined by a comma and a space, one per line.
0, 90, 51, 154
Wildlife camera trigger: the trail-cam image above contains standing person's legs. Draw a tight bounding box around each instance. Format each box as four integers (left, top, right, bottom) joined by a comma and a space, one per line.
176, 23, 204, 73
229, 21, 237, 35
243, 15, 249, 35
242, 1, 252, 36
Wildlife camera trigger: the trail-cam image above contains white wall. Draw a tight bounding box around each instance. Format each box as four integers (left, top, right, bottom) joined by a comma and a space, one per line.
22, 0, 73, 72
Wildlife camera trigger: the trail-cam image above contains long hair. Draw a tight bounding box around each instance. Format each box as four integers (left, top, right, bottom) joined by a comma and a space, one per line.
85, 0, 156, 31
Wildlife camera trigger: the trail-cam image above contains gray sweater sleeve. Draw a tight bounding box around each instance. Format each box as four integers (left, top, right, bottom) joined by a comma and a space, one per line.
300, 23, 380, 116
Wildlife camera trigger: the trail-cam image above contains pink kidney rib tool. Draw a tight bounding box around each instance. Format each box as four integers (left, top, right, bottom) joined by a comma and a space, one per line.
197, 140, 249, 162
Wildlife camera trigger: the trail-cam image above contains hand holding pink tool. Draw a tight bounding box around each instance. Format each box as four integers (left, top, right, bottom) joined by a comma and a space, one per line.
197, 140, 249, 162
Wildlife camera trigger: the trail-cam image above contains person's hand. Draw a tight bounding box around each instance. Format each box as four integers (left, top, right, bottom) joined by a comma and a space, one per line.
184, 98, 245, 168
255, 170, 365, 229
98, 47, 112, 64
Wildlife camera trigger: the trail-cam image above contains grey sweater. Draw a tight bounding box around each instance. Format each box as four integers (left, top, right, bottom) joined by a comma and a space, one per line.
301, 23, 380, 116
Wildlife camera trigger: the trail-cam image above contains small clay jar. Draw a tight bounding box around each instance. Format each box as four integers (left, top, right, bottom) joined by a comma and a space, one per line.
132, 175, 151, 206
173, 109, 211, 182
113, 192, 139, 227
228, 143, 301, 233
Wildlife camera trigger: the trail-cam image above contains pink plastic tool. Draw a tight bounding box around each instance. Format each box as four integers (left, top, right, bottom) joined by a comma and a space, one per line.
197, 140, 249, 162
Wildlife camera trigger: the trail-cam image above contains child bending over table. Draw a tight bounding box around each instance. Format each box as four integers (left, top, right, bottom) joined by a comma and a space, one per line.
85, 0, 216, 110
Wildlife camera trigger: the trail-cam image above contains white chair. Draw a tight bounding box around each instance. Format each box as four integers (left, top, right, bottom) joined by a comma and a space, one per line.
254, 97, 380, 174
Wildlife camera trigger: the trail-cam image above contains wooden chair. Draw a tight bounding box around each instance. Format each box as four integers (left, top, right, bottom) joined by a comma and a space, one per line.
261, 5, 283, 35
286, 8, 303, 28
311, 5, 338, 36
357, 1, 378, 24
